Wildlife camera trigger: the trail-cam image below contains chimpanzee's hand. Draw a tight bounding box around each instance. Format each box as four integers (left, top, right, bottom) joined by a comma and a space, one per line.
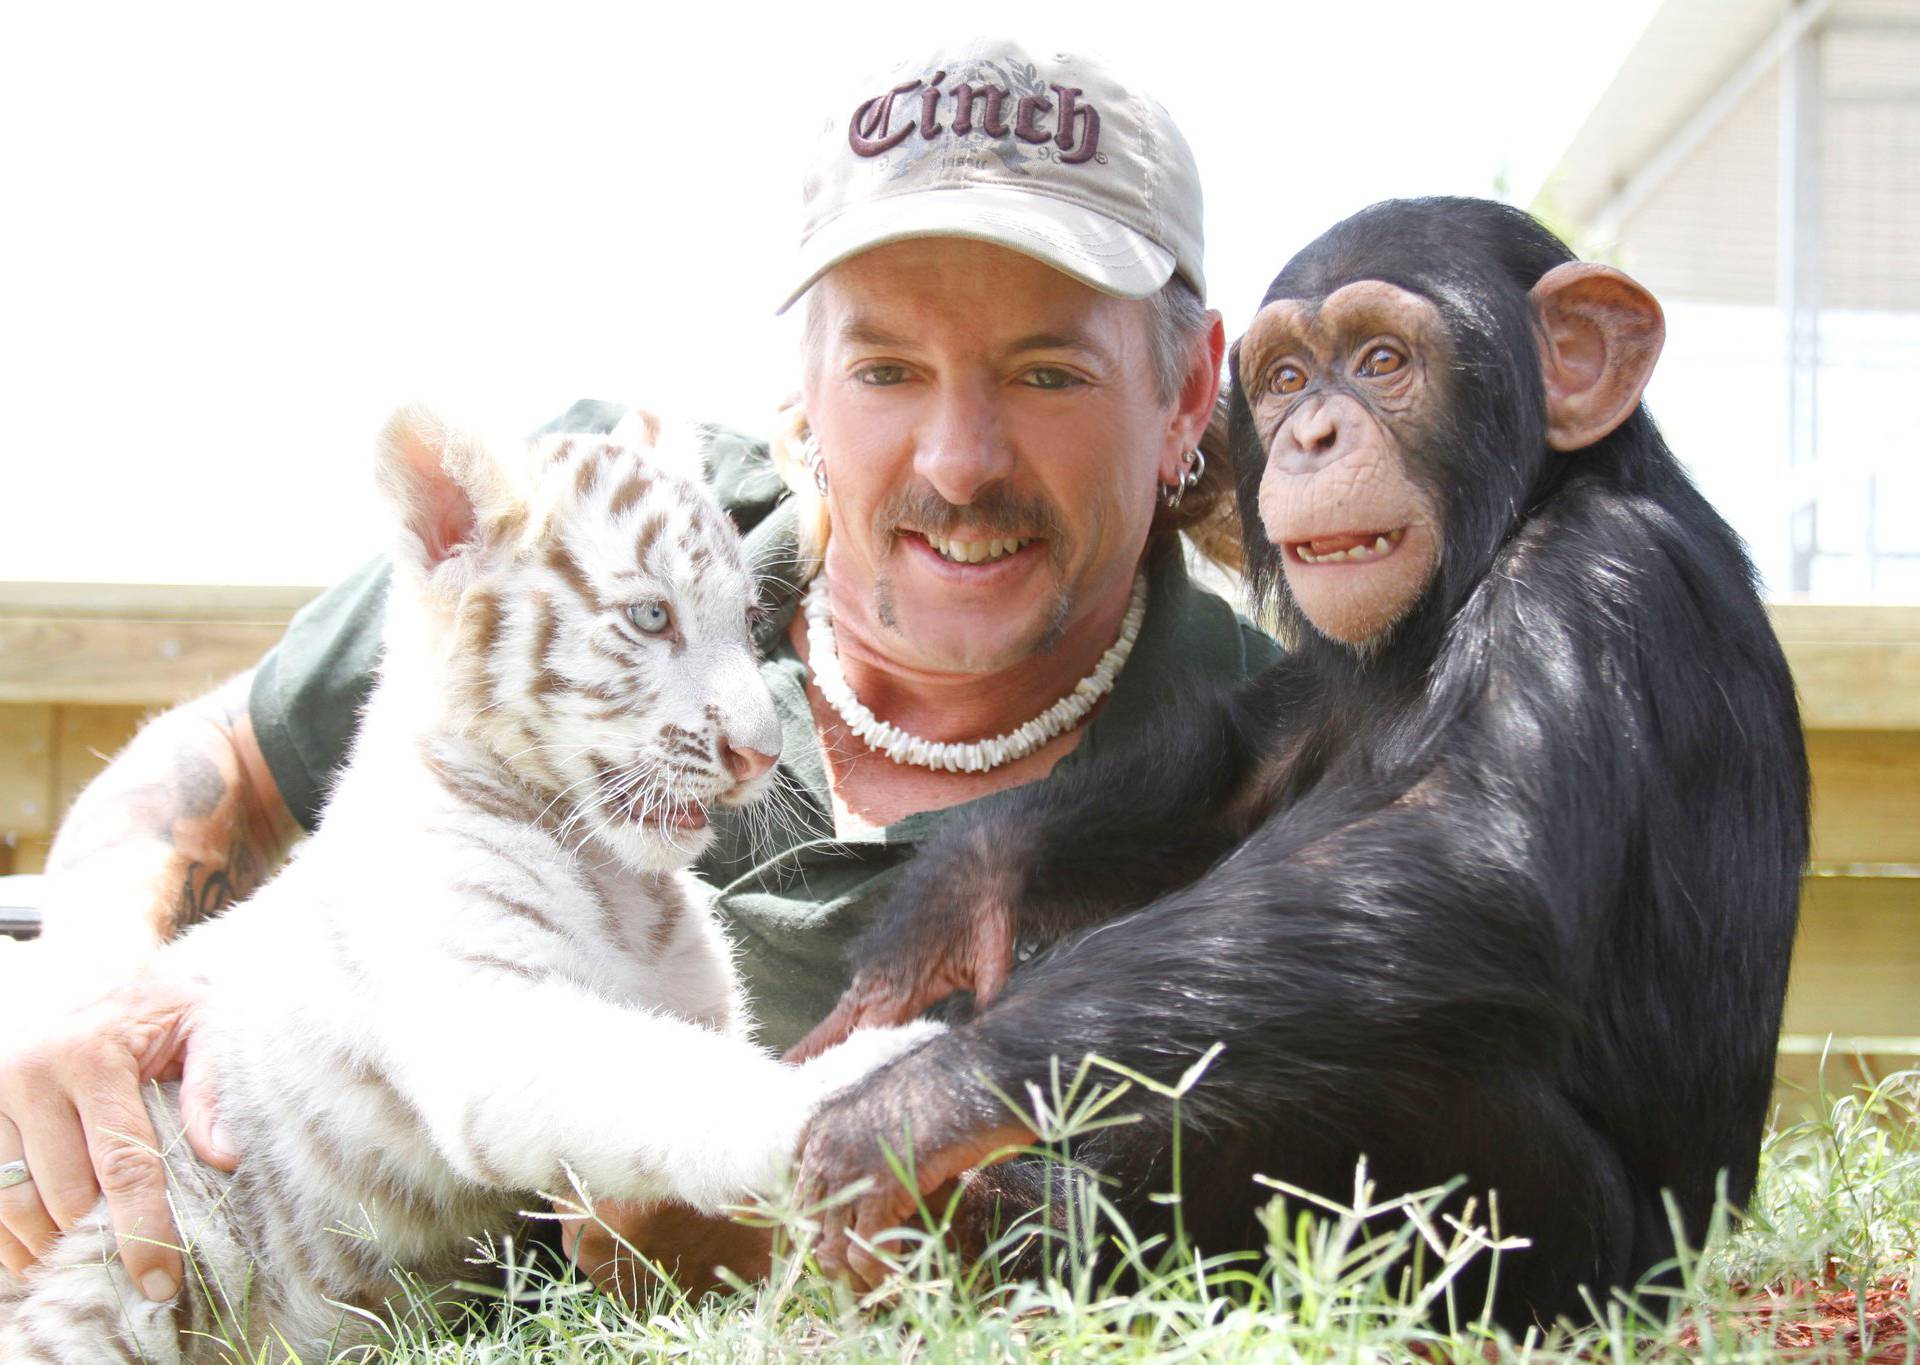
795, 1068, 1032, 1291
786, 886, 1013, 1063
557, 1195, 773, 1300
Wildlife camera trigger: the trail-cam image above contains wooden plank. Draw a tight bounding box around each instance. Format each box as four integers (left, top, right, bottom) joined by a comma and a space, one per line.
1768, 604, 1920, 644
0, 705, 55, 841
0, 582, 321, 621
1806, 730, 1920, 865
0, 706, 55, 879
7, 837, 50, 876
52, 705, 148, 826
1769, 604, 1920, 731
1774, 1042, 1920, 1120
1781, 639, 1920, 731
1782, 873, 1920, 1039
0, 618, 289, 705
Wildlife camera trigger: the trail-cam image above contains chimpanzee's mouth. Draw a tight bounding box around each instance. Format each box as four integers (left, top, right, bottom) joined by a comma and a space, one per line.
1289, 527, 1408, 565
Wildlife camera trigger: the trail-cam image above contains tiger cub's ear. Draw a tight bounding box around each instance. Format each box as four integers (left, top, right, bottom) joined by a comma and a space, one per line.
608, 404, 709, 486
606, 407, 662, 450
376, 404, 528, 583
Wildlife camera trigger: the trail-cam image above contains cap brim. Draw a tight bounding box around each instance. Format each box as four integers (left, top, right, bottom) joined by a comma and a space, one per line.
775, 184, 1177, 315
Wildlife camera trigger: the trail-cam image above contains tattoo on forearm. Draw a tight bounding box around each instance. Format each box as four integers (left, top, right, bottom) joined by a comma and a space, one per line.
176, 827, 263, 929
47, 677, 278, 939
170, 748, 228, 829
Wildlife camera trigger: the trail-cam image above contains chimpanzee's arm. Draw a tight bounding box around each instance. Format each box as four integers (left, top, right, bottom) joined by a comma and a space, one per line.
795, 766, 1585, 1278
788, 664, 1310, 1059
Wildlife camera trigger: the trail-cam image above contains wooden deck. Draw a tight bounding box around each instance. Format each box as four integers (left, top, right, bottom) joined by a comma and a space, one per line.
2, 584, 1917, 1106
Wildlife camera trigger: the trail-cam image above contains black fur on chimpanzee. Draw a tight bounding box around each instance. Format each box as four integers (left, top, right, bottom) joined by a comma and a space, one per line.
801, 198, 1809, 1328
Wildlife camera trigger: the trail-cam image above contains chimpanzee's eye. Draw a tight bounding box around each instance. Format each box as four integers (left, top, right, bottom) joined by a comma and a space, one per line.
627, 601, 672, 635
1269, 364, 1306, 396
1357, 345, 1406, 378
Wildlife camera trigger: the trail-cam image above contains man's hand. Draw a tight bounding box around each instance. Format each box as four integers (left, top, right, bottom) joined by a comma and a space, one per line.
0, 952, 228, 1300
794, 1073, 1032, 1291
556, 1195, 774, 1299
788, 894, 1013, 1063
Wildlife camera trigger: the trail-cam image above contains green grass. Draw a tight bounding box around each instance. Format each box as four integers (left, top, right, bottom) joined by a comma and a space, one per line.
334, 1059, 1920, 1363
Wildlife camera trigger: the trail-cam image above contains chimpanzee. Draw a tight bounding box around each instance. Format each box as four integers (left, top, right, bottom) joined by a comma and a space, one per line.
789, 198, 1809, 1328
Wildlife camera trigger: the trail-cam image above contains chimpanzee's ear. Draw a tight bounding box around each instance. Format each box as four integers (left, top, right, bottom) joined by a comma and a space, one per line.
376, 405, 526, 582
1530, 263, 1665, 453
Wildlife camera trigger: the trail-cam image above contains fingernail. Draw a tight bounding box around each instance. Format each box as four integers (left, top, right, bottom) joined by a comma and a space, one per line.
140, 1268, 177, 1302
209, 1122, 234, 1161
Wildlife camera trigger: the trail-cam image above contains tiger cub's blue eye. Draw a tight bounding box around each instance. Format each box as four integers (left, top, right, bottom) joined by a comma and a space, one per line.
627, 602, 672, 635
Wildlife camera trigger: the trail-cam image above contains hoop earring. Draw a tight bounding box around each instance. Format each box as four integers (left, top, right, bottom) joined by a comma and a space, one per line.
801, 432, 829, 495
1160, 447, 1205, 509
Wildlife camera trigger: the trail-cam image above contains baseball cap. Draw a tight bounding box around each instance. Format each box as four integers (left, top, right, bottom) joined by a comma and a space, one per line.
776, 40, 1205, 314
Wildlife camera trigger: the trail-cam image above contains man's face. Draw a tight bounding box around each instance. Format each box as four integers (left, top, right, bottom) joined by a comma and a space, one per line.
801, 238, 1181, 675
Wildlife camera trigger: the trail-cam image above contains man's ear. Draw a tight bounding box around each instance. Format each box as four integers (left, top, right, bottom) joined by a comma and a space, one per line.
376, 405, 524, 580
1530, 263, 1665, 453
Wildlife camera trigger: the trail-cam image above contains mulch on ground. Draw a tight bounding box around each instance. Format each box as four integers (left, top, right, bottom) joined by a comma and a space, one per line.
1679, 1276, 1915, 1361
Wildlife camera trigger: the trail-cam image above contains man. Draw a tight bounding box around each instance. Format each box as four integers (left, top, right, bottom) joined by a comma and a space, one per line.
0, 41, 1276, 1300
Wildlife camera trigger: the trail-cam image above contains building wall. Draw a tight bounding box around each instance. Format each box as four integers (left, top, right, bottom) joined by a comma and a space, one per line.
1616, 72, 1780, 305
1599, 0, 1920, 601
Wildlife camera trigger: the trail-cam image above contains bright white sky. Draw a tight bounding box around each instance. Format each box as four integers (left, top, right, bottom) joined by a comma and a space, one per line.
0, 0, 1661, 585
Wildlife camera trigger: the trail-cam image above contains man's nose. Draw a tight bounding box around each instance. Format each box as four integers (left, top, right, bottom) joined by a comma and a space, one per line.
912, 381, 1015, 506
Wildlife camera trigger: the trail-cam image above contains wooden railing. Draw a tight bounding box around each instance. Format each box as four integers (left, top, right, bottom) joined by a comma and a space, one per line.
1767, 605, 1920, 1106
3, 584, 1917, 1105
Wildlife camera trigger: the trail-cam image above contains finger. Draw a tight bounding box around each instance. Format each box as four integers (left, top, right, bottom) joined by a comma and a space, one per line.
973, 910, 1013, 1007
846, 1231, 887, 1292
785, 996, 867, 1064
974, 949, 1009, 1009
847, 1191, 910, 1291
0, 1113, 58, 1266
178, 1044, 236, 1172
0, 1219, 29, 1278
73, 1066, 183, 1300
553, 1201, 584, 1261
10, 1101, 90, 1256
811, 1200, 850, 1280
568, 1219, 615, 1276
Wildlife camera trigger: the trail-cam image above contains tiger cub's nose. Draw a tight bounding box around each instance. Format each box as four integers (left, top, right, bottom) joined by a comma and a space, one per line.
720, 741, 777, 783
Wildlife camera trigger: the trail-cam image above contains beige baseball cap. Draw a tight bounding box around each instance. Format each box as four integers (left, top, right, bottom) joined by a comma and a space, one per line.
777, 41, 1205, 314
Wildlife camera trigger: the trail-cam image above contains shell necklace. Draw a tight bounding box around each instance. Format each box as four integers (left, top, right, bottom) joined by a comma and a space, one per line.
804, 569, 1149, 773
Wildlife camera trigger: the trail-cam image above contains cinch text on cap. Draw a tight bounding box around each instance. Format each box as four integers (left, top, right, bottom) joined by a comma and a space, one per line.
849, 72, 1103, 165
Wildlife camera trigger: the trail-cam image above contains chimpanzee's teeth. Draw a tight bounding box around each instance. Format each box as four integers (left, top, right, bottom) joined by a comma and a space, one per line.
1295, 528, 1407, 565
925, 534, 1034, 564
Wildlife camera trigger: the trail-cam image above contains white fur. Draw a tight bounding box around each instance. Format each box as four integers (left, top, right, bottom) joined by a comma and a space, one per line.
0, 411, 936, 1363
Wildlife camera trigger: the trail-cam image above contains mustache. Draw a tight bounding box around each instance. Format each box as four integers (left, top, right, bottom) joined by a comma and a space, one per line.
873, 481, 1067, 551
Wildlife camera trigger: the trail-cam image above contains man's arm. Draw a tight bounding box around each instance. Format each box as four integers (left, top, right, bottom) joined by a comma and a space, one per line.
0, 670, 298, 1298
38, 670, 300, 954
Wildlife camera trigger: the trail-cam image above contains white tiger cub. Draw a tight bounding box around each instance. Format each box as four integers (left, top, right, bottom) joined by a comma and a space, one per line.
0, 408, 934, 1363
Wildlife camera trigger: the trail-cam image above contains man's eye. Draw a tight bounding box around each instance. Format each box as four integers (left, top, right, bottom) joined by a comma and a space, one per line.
627, 601, 672, 635
856, 363, 909, 386
1022, 366, 1080, 390
1357, 345, 1406, 378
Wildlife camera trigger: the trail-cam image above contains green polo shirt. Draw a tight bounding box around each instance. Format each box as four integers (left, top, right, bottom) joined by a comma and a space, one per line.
251, 401, 1280, 1052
